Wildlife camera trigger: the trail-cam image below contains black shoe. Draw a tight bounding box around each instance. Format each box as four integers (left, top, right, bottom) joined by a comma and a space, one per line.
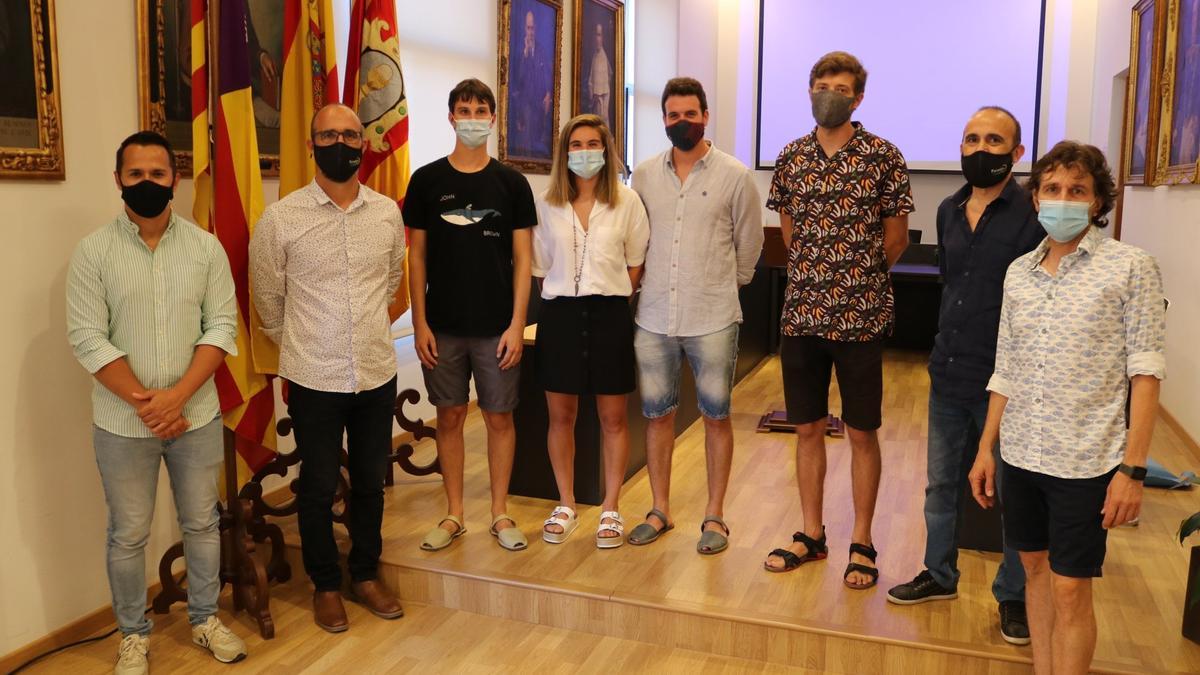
998, 600, 1031, 645
886, 570, 958, 605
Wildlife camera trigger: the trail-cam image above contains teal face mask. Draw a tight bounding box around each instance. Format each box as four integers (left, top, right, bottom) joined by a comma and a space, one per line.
1037, 200, 1092, 242
567, 149, 605, 179
455, 119, 491, 148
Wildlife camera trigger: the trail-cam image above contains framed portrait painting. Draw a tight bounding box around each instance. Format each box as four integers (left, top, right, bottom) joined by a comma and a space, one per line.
137, 0, 285, 177
1157, 0, 1200, 184
572, 0, 624, 167
0, 0, 65, 180
497, 0, 563, 173
1123, 0, 1164, 186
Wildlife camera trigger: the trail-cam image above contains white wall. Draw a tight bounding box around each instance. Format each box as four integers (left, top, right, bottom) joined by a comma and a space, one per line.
0, 0, 678, 658
1084, 0, 1200, 441
0, 1, 168, 656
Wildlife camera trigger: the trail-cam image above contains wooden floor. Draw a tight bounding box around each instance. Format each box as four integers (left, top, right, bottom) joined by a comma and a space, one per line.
21, 580, 808, 674
24, 351, 1200, 673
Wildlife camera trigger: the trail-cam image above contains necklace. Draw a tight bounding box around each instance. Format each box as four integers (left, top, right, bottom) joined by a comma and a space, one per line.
571, 205, 589, 296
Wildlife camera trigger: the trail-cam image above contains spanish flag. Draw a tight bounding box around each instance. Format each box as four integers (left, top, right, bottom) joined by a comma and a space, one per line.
344, 0, 411, 317
199, 0, 277, 481
278, 0, 338, 200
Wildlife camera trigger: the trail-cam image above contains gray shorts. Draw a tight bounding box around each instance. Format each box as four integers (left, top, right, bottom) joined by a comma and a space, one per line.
420, 332, 520, 412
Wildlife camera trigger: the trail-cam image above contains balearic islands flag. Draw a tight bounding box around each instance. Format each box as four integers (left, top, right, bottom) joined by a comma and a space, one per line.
277, 0, 339, 200
344, 0, 412, 317
201, 0, 277, 481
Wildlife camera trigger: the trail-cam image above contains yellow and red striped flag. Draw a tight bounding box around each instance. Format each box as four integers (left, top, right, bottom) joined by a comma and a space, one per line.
278, 0, 338, 200
191, 0, 211, 230
201, 0, 277, 480
344, 0, 411, 317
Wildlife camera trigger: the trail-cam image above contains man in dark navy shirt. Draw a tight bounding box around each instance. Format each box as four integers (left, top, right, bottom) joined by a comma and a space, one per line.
887, 107, 1044, 645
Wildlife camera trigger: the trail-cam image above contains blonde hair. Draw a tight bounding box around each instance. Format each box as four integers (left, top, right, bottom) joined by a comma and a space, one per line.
545, 114, 624, 206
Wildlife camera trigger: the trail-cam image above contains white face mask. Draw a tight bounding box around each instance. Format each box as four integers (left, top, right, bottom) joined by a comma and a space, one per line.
567, 149, 605, 179
455, 119, 491, 148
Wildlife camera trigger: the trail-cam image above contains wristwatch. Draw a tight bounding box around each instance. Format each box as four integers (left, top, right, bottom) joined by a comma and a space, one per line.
1118, 464, 1147, 481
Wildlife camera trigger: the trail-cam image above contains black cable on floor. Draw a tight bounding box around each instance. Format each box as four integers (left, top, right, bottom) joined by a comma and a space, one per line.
6, 606, 151, 675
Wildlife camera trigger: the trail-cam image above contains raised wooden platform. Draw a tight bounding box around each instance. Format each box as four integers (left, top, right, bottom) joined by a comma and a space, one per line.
19, 352, 1200, 673
271, 352, 1200, 674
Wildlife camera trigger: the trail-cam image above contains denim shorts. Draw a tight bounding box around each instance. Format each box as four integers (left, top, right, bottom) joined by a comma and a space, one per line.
634, 323, 739, 420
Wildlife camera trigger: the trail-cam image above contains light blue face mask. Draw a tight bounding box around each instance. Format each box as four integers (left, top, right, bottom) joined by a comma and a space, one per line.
1037, 199, 1092, 242
455, 119, 491, 148
567, 149, 605, 179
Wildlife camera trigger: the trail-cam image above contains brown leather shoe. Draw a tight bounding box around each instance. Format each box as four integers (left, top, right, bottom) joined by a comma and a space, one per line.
348, 579, 404, 619
313, 590, 349, 633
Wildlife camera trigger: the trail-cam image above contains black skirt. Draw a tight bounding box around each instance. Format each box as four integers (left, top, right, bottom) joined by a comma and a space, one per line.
535, 295, 636, 395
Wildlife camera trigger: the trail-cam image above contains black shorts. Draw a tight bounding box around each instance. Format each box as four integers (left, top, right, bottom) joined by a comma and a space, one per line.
535, 295, 635, 395
1001, 461, 1117, 578
780, 335, 883, 431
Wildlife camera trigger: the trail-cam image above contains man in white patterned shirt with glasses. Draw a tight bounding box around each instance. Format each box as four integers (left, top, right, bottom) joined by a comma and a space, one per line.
251, 104, 405, 635
969, 141, 1166, 674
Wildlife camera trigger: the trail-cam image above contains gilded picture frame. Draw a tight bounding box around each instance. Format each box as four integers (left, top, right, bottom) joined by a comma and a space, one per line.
136, 0, 285, 178
497, 0, 563, 174
1123, 0, 1164, 186
572, 0, 625, 168
0, 0, 65, 180
1155, 0, 1200, 184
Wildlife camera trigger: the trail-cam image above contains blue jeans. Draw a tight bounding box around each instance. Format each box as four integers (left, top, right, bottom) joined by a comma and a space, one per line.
634, 323, 739, 419
94, 418, 223, 635
924, 392, 1025, 603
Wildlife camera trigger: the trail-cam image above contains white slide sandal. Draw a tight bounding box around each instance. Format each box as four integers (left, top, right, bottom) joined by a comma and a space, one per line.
542, 505, 578, 544
595, 511, 625, 549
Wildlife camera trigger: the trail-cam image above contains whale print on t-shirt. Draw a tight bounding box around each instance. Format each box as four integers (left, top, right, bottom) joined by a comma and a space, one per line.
440, 204, 501, 225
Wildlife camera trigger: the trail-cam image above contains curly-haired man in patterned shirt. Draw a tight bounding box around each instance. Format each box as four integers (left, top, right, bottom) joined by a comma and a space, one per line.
969, 141, 1165, 674
762, 52, 913, 590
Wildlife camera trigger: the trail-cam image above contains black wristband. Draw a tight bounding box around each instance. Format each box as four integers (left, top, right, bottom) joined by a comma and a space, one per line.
1118, 464, 1147, 481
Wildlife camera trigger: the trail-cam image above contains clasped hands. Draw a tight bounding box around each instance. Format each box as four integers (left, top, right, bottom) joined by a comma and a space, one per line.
132, 387, 190, 440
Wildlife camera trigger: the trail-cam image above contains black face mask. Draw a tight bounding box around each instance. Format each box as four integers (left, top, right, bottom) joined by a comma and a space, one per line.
121, 179, 174, 218
961, 150, 1014, 188
665, 120, 705, 151
313, 142, 362, 183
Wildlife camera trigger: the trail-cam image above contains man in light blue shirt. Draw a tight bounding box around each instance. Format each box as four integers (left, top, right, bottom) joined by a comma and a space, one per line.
66, 131, 246, 674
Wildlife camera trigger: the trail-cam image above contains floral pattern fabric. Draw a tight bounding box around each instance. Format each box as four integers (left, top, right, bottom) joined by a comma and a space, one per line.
767, 123, 914, 342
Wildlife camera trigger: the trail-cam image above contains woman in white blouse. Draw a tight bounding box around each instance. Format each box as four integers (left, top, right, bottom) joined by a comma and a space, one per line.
533, 114, 650, 548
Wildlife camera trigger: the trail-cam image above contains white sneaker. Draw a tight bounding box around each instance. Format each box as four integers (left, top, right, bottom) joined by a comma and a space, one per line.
191, 615, 247, 664
114, 633, 148, 675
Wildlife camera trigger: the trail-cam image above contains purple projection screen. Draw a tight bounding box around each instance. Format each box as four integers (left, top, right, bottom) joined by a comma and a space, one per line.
756, 0, 1046, 172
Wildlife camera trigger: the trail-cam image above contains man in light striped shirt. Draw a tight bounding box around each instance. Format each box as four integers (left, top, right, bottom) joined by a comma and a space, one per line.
66, 132, 247, 674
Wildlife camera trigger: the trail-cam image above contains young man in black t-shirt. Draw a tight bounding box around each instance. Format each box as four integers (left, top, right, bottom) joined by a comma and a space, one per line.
405, 79, 536, 553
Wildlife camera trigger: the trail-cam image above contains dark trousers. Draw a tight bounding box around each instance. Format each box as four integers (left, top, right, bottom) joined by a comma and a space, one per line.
289, 376, 396, 591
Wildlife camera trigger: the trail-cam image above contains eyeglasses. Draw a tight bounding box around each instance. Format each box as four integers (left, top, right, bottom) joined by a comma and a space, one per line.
312, 129, 364, 147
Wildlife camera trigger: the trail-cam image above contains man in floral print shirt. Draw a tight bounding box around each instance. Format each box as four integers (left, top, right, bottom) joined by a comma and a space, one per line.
762, 52, 913, 590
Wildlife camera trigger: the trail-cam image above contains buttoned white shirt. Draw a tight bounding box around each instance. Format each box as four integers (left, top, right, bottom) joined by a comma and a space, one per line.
250, 181, 404, 393
988, 227, 1166, 478
533, 183, 649, 299
632, 143, 764, 336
